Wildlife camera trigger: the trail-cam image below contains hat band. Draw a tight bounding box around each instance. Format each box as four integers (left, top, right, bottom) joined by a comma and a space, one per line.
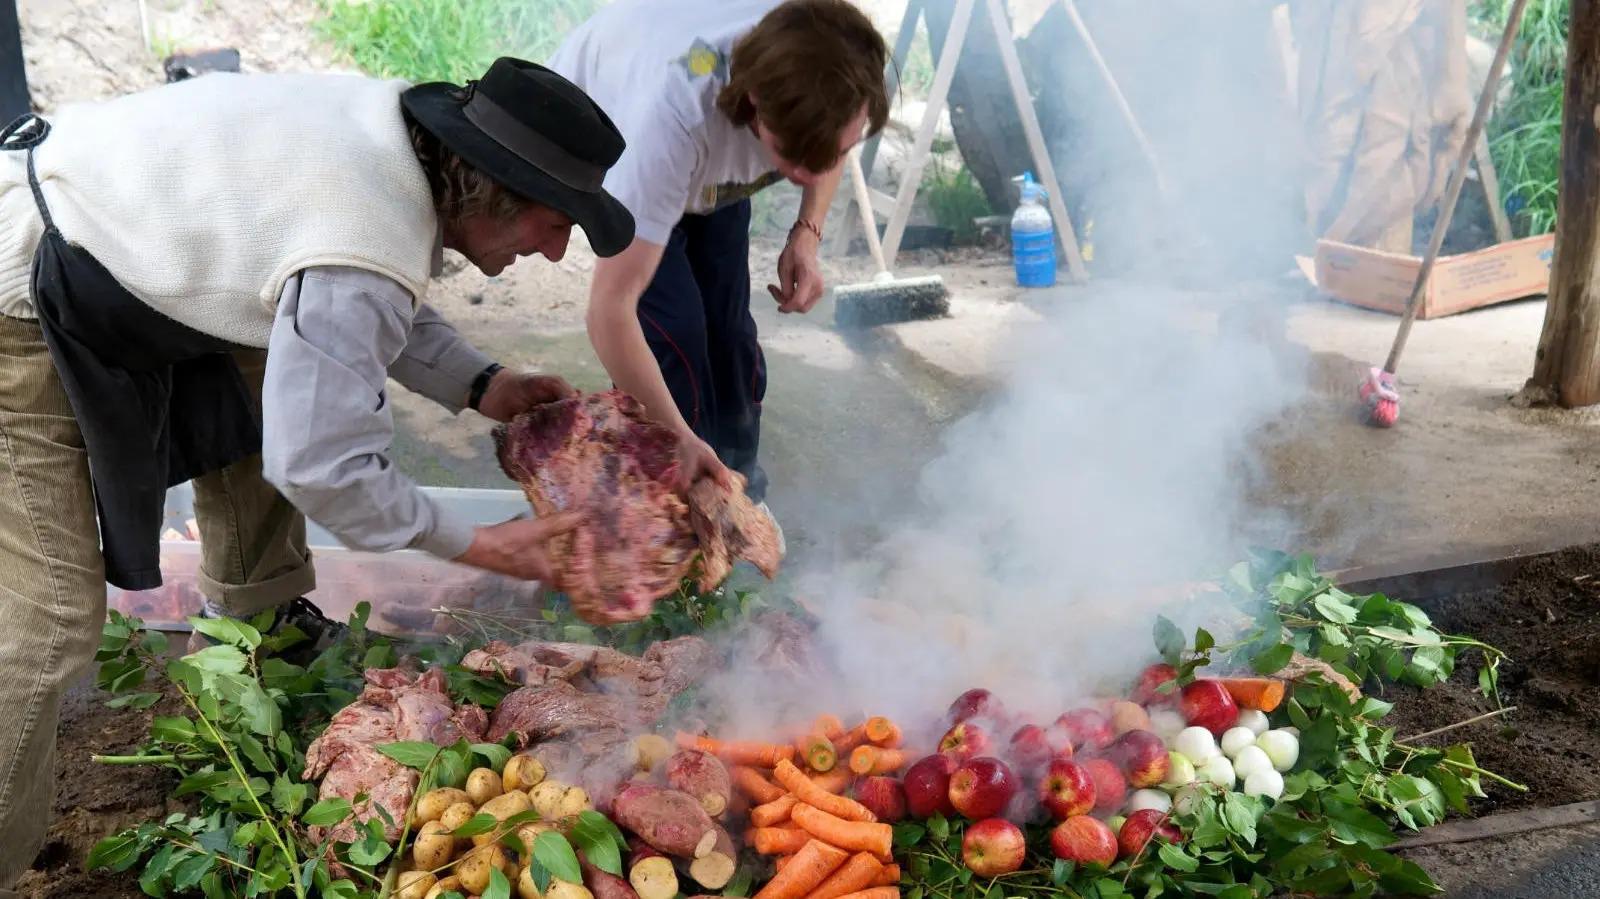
463, 91, 606, 193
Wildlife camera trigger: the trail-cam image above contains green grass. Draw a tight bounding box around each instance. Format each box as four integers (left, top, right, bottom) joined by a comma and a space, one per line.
920, 139, 991, 244
315, 0, 602, 84
1472, 0, 1569, 236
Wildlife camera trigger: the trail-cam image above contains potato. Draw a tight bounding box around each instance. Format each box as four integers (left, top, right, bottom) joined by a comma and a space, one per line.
458, 844, 511, 895
396, 871, 437, 899
472, 790, 536, 847
512, 822, 555, 854
413, 788, 473, 828
412, 820, 456, 872
632, 734, 674, 773
424, 875, 464, 899
529, 780, 572, 820
441, 800, 478, 833
546, 879, 595, 899
467, 767, 505, 806
556, 786, 592, 819
504, 754, 548, 792
519, 866, 543, 899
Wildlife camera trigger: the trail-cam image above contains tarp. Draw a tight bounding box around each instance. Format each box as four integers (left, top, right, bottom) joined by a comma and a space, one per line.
1289, 0, 1472, 253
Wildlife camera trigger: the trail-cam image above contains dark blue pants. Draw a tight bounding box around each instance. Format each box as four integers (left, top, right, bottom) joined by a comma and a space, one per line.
638, 200, 768, 501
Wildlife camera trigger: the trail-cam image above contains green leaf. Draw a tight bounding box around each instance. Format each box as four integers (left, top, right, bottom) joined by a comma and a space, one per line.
1157, 843, 1198, 872
174, 770, 235, 797
106, 691, 161, 710
534, 831, 583, 885
188, 616, 263, 650
1318, 623, 1349, 647
1221, 793, 1259, 846
722, 863, 754, 897
272, 777, 309, 816
150, 716, 197, 744
1250, 643, 1294, 675
1287, 699, 1312, 730
375, 741, 444, 770
928, 812, 950, 843
1355, 698, 1394, 719
1410, 646, 1446, 676
1154, 616, 1185, 661
1324, 803, 1397, 848
473, 743, 514, 772
88, 833, 143, 872
139, 842, 177, 894
894, 823, 927, 848
185, 644, 248, 675
348, 820, 392, 865
172, 852, 215, 890
303, 797, 354, 827
1378, 856, 1440, 895
1312, 594, 1359, 624
1052, 859, 1072, 887
571, 810, 625, 876
1194, 628, 1215, 654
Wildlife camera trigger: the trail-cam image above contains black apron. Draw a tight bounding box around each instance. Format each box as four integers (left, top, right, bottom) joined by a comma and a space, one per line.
1, 113, 262, 590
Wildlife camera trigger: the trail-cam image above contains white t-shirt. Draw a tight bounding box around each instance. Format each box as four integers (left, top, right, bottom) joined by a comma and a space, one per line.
547, 0, 787, 245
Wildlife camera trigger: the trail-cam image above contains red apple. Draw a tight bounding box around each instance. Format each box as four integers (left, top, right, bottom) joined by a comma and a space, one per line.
1117, 809, 1182, 859
939, 722, 992, 761
947, 688, 1003, 724
1038, 758, 1096, 820
948, 757, 1018, 820
1180, 679, 1240, 737
961, 818, 1027, 877
903, 754, 959, 819
1079, 758, 1127, 815
1057, 708, 1114, 751
1008, 724, 1053, 771
1049, 816, 1118, 868
1106, 729, 1170, 788
854, 776, 907, 823
1108, 700, 1152, 736
1132, 663, 1179, 705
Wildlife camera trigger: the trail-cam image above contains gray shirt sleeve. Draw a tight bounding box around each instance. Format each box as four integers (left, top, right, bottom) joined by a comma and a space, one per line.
388, 303, 497, 413
260, 266, 477, 560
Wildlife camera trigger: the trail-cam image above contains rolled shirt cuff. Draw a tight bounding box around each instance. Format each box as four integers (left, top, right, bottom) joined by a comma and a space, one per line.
413, 499, 477, 561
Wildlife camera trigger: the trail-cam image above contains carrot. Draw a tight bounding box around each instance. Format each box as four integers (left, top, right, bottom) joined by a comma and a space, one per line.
752, 839, 849, 899
1215, 677, 1286, 712
808, 769, 854, 795
834, 888, 900, 899
774, 759, 876, 822
790, 803, 894, 859
833, 725, 870, 754
732, 766, 787, 804
749, 827, 812, 856
796, 733, 838, 772
773, 855, 793, 873
809, 852, 884, 899
873, 865, 901, 887
750, 794, 798, 828
848, 746, 908, 776
813, 714, 846, 740
863, 717, 903, 749
677, 733, 795, 768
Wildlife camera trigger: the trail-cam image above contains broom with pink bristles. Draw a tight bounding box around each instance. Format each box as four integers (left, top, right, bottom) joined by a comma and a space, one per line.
1360, 0, 1529, 428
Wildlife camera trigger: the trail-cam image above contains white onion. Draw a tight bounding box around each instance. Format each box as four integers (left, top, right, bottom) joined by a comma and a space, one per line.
1198, 755, 1235, 790
1243, 769, 1285, 800
1161, 751, 1196, 790
1174, 727, 1219, 764
1231, 745, 1273, 780
1219, 726, 1257, 759
1235, 709, 1271, 736
1256, 730, 1300, 773
1126, 789, 1173, 814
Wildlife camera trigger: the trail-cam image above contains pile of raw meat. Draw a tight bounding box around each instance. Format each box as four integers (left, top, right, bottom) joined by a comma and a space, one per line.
494, 390, 783, 624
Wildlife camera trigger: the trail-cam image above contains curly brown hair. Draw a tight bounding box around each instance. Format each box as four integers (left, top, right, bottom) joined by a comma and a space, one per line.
716, 0, 890, 174
407, 118, 529, 224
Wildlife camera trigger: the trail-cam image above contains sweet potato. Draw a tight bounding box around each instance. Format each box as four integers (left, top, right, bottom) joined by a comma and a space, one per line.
686, 826, 737, 890
611, 783, 718, 859
664, 750, 732, 818
629, 853, 679, 899
582, 857, 641, 899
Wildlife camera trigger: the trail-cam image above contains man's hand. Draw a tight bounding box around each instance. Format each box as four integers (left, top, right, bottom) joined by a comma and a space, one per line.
476, 368, 577, 422
674, 430, 736, 493
454, 512, 583, 583
768, 223, 825, 314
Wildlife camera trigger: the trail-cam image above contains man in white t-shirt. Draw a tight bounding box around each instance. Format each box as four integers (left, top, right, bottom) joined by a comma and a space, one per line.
548, 0, 889, 519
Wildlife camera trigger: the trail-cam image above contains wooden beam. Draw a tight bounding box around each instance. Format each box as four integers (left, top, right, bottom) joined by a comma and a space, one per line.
1520, 0, 1600, 406
1060, 0, 1168, 201
1390, 800, 1600, 850
984, 0, 1087, 280
1475, 133, 1514, 245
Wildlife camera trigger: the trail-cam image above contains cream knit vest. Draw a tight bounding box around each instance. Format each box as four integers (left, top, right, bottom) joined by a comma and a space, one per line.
0, 72, 437, 348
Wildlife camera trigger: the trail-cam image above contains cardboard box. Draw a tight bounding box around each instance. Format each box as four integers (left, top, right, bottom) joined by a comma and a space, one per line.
1296, 233, 1555, 319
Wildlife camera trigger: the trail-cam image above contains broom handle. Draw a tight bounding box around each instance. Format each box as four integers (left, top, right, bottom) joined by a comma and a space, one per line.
1385, 0, 1528, 374
848, 145, 890, 274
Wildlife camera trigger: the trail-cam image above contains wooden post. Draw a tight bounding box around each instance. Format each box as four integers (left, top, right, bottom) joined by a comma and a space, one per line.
1519, 0, 1600, 408
0, 0, 27, 122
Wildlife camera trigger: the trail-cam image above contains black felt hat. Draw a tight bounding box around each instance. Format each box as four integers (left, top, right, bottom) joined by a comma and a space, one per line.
402, 58, 635, 256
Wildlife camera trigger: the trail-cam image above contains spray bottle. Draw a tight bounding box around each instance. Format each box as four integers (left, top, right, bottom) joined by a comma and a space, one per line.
1010, 171, 1056, 288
